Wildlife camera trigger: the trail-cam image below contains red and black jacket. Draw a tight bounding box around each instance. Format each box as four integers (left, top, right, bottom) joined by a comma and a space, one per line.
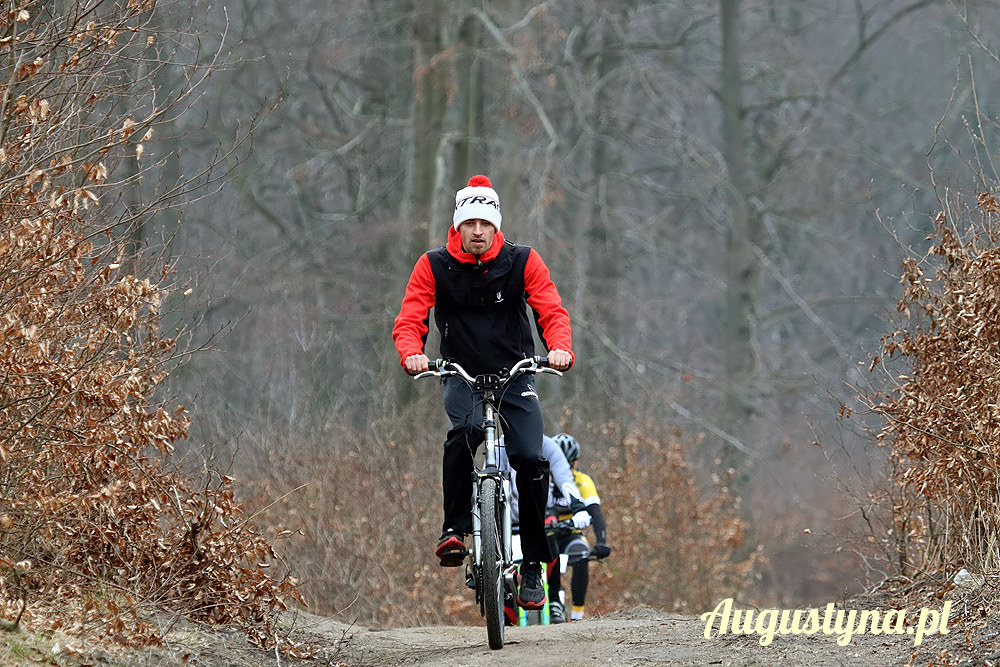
393, 228, 573, 375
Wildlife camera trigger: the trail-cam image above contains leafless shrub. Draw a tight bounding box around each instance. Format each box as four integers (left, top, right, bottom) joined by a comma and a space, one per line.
0, 0, 302, 652
260, 413, 761, 626
861, 190, 1000, 584
585, 422, 763, 613
242, 391, 472, 629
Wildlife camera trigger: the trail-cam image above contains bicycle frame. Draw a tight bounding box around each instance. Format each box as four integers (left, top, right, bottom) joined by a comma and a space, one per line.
467, 372, 521, 586
414, 356, 562, 649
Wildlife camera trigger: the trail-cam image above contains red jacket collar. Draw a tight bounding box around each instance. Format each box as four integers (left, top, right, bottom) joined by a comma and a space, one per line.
446, 227, 505, 264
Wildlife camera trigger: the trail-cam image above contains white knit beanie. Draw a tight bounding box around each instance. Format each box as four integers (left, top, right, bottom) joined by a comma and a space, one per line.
453, 174, 502, 231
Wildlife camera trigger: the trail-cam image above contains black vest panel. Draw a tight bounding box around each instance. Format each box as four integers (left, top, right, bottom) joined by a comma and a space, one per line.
426, 241, 534, 375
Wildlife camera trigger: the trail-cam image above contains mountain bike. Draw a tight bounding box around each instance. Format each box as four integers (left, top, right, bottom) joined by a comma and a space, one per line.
540, 518, 607, 626
546, 518, 596, 567
511, 518, 599, 626
414, 356, 562, 650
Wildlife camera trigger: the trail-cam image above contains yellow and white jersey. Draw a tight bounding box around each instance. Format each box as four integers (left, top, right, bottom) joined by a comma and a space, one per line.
573, 470, 600, 506
557, 470, 600, 521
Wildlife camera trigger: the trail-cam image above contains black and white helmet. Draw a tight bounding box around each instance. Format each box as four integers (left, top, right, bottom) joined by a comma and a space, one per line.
553, 432, 580, 464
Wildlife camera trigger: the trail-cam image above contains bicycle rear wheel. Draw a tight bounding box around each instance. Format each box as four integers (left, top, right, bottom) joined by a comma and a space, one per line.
480, 477, 505, 649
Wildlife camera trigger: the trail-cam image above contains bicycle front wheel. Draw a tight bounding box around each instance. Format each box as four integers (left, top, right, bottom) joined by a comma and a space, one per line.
480, 477, 505, 650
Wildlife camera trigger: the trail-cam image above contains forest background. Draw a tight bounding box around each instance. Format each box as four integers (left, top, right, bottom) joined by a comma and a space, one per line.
13, 0, 1000, 633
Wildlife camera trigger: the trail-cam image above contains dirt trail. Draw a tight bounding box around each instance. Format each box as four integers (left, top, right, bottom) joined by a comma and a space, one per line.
72, 603, 981, 665
294, 607, 927, 666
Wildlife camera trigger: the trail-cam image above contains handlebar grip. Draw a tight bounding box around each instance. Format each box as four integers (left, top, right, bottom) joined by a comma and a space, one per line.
409, 359, 444, 377
534, 356, 549, 367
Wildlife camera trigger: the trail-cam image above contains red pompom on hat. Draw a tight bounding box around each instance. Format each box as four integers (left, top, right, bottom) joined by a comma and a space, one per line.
453, 174, 502, 231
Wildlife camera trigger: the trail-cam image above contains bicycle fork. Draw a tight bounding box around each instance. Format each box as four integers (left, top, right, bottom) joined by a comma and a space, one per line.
470, 400, 515, 598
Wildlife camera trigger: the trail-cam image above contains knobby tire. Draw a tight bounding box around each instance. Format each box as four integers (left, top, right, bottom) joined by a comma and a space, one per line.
481, 477, 505, 650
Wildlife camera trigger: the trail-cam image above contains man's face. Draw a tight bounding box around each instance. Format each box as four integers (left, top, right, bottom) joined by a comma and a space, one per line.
458, 218, 496, 256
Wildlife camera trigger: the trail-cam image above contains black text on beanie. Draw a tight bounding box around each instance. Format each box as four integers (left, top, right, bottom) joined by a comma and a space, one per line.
453, 174, 502, 231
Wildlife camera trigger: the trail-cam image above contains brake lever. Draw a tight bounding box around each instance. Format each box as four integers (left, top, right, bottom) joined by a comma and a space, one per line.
413, 369, 456, 380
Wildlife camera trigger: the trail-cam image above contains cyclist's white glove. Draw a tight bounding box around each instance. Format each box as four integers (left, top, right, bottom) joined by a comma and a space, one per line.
571, 510, 591, 529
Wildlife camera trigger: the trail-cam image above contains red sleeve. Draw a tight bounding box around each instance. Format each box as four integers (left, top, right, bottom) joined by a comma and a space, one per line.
392, 254, 436, 366
523, 249, 574, 364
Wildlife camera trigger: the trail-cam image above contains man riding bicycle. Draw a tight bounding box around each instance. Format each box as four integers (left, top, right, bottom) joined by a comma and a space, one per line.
500, 434, 590, 528
548, 433, 611, 621
502, 433, 590, 624
392, 174, 574, 610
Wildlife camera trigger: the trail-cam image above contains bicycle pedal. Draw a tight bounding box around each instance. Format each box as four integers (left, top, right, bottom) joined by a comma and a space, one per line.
438, 550, 467, 567
465, 573, 476, 589
436, 535, 468, 567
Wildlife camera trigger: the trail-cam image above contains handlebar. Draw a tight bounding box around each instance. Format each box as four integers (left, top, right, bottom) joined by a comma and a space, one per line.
413, 356, 563, 383
545, 519, 607, 562
545, 518, 578, 538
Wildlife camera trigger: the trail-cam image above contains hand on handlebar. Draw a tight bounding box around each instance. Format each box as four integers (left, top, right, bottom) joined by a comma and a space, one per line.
547, 349, 572, 371
571, 510, 591, 529
404, 353, 430, 375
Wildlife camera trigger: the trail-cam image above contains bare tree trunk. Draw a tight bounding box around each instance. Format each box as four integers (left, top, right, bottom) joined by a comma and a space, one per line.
556, 9, 630, 425
453, 13, 484, 183
411, 0, 452, 254
720, 0, 758, 477
394, 1, 456, 407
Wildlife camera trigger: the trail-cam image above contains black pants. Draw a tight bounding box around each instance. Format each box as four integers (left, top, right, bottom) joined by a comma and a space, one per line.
441, 374, 553, 564
548, 533, 589, 607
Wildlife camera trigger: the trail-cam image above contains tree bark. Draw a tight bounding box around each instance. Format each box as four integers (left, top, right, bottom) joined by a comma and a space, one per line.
720, 0, 758, 475
411, 0, 452, 254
